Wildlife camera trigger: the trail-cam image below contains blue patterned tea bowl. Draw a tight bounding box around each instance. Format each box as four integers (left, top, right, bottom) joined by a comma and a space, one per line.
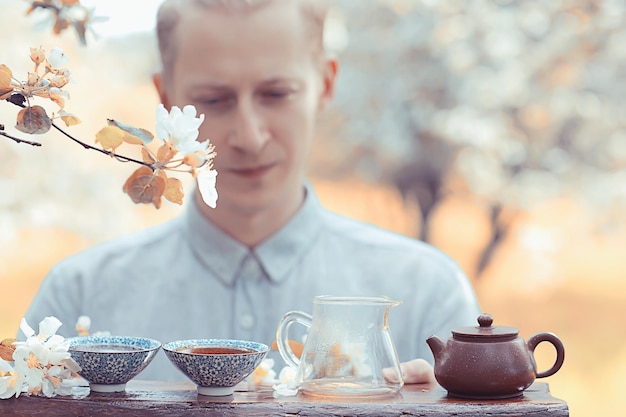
67, 336, 161, 393
163, 339, 269, 396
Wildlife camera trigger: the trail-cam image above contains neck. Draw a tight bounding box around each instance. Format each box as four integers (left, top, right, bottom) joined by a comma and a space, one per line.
194, 187, 305, 248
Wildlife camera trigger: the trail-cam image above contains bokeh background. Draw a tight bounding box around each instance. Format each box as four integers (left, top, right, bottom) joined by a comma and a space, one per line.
2, 0, 626, 415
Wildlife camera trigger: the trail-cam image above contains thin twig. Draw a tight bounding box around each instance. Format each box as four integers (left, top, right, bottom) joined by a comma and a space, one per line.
0, 130, 42, 146
49, 122, 153, 167
5, 99, 154, 169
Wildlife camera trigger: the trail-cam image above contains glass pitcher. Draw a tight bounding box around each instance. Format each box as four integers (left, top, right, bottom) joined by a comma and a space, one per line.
276, 295, 403, 397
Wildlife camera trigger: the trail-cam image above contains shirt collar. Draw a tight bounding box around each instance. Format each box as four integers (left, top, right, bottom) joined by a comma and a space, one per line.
184, 182, 324, 286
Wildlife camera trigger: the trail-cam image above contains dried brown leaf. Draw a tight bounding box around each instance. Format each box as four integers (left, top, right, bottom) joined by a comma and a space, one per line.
157, 143, 177, 162
15, 105, 52, 134
122, 133, 144, 145
60, 113, 81, 127
123, 166, 166, 208
49, 91, 65, 108
95, 125, 124, 150
0, 64, 12, 88
0, 338, 15, 346
0, 64, 13, 99
164, 177, 184, 205
141, 148, 156, 164
107, 119, 154, 145
0, 338, 16, 361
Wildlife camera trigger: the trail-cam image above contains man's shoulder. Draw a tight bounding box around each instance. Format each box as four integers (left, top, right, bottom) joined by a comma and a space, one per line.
319, 210, 454, 266
316, 211, 474, 298
52, 218, 183, 274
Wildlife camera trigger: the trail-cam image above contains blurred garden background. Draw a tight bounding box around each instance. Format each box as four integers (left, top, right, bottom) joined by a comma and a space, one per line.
1, 0, 626, 415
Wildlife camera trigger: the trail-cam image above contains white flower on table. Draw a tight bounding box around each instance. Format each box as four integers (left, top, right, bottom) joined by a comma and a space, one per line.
0, 317, 81, 399
244, 358, 298, 397
75, 315, 91, 336
246, 358, 278, 387
0, 358, 24, 399
272, 365, 299, 397
75, 315, 111, 337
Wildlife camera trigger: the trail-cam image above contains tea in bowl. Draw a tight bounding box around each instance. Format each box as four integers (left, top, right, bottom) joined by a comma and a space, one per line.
67, 335, 161, 393
163, 339, 269, 396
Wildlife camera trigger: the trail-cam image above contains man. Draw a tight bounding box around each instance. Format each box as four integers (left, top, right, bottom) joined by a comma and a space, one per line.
23, 0, 480, 382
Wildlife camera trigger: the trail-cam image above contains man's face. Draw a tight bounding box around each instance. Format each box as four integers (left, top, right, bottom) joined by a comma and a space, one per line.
158, 2, 335, 214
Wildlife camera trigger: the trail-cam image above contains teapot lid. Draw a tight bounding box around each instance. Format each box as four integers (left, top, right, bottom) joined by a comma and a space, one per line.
451, 313, 518, 339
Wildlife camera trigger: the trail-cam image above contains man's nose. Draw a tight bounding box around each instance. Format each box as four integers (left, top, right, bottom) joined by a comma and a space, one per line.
227, 101, 269, 154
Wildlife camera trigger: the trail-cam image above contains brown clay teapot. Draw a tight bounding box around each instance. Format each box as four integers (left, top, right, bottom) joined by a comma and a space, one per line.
426, 313, 565, 399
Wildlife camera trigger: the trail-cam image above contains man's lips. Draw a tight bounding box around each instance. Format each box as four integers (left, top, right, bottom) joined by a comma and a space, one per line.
227, 163, 277, 178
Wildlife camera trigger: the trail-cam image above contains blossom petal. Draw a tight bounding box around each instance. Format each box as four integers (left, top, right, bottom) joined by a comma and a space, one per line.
38, 317, 63, 341
0, 358, 13, 373
176, 139, 209, 156
198, 169, 218, 208
19, 318, 35, 339
155, 103, 171, 141
47, 351, 71, 366
48, 47, 69, 68
41, 378, 54, 397
170, 105, 182, 118
182, 105, 197, 118
0, 375, 17, 399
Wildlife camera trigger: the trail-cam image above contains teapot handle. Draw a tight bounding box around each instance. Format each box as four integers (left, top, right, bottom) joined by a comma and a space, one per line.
527, 332, 565, 378
276, 310, 312, 369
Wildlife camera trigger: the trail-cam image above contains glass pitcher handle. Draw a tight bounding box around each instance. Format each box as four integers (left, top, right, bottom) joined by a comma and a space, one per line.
276, 310, 312, 368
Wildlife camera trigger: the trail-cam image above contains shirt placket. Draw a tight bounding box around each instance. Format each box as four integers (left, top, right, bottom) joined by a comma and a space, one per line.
233, 254, 262, 342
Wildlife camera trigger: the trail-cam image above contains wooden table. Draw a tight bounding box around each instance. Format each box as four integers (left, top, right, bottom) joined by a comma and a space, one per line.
0, 380, 568, 416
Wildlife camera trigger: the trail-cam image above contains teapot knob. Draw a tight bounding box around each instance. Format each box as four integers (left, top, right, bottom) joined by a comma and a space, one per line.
477, 313, 494, 327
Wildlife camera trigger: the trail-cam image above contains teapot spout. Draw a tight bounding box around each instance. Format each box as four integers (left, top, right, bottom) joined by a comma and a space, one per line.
426, 335, 446, 361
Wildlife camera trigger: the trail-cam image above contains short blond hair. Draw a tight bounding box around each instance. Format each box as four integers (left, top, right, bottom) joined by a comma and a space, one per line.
156, 0, 329, 80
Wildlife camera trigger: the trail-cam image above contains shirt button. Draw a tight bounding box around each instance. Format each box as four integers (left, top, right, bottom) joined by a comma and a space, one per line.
239, 314, 255, 330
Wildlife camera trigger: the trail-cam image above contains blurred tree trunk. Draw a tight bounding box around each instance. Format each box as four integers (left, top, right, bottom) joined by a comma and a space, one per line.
392, 131, 456, 242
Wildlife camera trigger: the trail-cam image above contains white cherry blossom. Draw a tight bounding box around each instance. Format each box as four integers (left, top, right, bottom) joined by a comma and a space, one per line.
47, 48, 69, 69
272, 365, 299, 397
197, 169, 218, 208
155, 104, 209, 156
5, 317, 81, 398
0, 359, 24, 399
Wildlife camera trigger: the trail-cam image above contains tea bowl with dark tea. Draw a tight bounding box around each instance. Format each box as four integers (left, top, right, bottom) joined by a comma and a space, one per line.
163, 339, 269, 396
67, 335, 161, 393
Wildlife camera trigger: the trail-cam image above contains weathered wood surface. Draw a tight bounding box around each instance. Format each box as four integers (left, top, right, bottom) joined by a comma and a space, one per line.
0, 380, 568, 417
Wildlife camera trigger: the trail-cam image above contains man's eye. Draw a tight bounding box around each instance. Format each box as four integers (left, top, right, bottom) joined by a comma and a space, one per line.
202, 97, 228, 106
196, 95, 236, 109
261, 90, 291, 100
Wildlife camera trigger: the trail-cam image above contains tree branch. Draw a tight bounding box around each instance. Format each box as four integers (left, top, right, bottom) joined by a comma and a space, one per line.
49, 121, 153, 168
0, 125, 42, 146
4, 97, 154, 169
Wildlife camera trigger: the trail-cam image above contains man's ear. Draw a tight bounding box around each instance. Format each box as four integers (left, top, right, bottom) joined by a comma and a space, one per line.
152, 72, 170, 109
318, 57, 338, 111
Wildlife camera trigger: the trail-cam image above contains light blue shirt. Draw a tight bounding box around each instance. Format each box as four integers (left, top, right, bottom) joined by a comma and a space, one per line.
24, 183, 481, 381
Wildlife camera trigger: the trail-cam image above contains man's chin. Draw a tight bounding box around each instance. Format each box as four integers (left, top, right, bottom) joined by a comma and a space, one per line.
216, 190, 276, 214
